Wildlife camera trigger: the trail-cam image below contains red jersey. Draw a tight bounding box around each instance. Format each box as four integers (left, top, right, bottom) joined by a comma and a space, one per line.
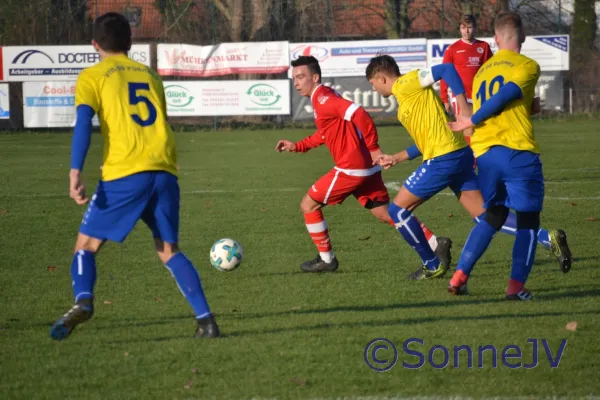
439, 39, 492, 103
294, 85, 381, 174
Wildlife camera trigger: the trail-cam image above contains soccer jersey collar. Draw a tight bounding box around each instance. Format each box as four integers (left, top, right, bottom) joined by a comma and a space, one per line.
311, 84, 324, 102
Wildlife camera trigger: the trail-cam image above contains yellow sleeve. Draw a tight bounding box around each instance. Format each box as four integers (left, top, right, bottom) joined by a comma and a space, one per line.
509, 59, 540, 98
75, 71, 100, 111
392, 70, 423, 98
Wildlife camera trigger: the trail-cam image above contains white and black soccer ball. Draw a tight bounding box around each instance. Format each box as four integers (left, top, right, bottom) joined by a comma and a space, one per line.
210, 238, 243, 271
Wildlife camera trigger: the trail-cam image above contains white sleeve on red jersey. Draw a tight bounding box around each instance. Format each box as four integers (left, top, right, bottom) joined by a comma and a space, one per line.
317, 92, 381, 152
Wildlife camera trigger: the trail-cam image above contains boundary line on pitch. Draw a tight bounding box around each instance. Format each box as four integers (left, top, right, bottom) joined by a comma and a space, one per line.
2, 183, 599, 201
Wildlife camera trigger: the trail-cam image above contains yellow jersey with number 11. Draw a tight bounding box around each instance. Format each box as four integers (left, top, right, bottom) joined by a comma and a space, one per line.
470, 49, 541, 158
75, 54, 177, 182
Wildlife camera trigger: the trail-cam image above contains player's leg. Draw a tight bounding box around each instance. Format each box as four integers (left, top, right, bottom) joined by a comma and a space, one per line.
360, 172, 453, 270
298, 169, 356, 272
503, 150, 548, 300
388, 162, 453, 280
142, 171, 218, 338
50, 176, 150, 340
448, 149, 508, 294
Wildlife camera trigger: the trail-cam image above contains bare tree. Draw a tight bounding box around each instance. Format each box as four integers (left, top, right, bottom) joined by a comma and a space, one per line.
211, 0, 244, 42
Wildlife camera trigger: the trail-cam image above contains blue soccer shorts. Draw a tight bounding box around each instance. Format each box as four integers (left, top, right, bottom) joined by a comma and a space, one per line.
404, 147, 479, 200
476, 146, 544, 212
79, 171, 180, 243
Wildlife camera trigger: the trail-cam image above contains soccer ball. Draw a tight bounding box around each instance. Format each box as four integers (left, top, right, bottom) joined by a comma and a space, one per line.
210, 238, 243, 271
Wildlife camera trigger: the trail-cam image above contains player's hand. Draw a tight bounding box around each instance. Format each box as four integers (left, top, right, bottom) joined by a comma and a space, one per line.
275, 140, 296, 152
69, 169, 89, 205
447, 114, 474, 132
374, 154, 397, 170
370, 148, 384, 162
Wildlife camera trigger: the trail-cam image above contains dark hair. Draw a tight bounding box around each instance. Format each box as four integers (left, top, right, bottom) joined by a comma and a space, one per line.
460, 14, 477, 27
93, 12, 132, 53
494, 11, 524, 37
365, 54, 400, 80
291, 56, 322, 82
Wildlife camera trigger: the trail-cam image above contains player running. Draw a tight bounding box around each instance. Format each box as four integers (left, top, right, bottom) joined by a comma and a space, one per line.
49, 12, 219, 340
365, 54, 571, 280
436, 14, 566, 270
446, 12, 571, 299
275, 55, 451, 276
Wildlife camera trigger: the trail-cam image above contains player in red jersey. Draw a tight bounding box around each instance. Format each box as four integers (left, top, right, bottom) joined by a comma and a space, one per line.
440, 15, 493, 141
276, 56, 452, 275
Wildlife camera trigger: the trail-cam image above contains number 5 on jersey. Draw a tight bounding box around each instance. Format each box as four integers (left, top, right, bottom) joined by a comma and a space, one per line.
128, 82, 157, 127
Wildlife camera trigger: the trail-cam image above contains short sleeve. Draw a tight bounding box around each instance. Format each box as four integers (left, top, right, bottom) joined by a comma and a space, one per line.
509, 59, 540, 96
75, 70, 100, 112
391, 70, 424, 99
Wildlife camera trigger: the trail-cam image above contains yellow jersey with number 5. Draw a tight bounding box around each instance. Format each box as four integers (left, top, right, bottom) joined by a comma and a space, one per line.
392, 70, 468, 161
75, 54, 177, 181
470, 49, 541, 158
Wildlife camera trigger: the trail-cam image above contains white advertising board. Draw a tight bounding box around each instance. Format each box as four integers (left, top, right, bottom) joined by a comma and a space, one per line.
157, 42, 290, 77
427, 35, 569, 71
289, 39, 427, 77
2, 44, 151, 81
163, 80, 290, 116
23, 81, 99, 128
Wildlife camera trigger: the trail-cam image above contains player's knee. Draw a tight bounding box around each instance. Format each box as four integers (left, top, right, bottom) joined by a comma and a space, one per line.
300, 194, 322, 213
73, 234, 103, 254
516, 211, 540, 231
154, 239, 179, 264
484, 205, 510, 231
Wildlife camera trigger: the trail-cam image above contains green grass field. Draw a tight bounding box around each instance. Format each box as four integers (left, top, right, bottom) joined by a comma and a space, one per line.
1, 119, 599, 399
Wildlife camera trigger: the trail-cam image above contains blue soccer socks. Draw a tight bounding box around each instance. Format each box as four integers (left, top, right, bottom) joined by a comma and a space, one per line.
71, 250, 97, 303
389, 203, 440, 270
166, 252, 211, 319
456, 216, 497, 277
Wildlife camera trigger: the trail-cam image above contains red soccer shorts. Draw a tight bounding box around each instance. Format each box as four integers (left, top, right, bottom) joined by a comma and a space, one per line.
308, 168, 390, 207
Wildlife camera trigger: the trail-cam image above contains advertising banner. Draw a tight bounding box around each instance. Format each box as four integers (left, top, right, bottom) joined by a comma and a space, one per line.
164, 80, 290, 116
292, 73, 564, 121
157, 42, 290, 77
2, 44, 151, 81
23, 81, 99, 128
289, 39, 427, 78
292, 77, 397, 121
0, 83, 9, 119
536, 71, 564, 111
427, 35, 569, 71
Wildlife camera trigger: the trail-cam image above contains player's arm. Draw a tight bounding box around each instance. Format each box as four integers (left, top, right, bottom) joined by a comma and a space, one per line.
374, 144, 421, 169
428, 64, 470, 116
70, 73, 99, 205
449, 61, 541, 131
276, 130, 324, 153
440, 47, 454, 109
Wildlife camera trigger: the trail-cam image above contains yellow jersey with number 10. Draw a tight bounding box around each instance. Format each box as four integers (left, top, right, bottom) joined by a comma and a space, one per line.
392, 70, 468, 161
75, 54, 177, 182
470, 49, 541, 158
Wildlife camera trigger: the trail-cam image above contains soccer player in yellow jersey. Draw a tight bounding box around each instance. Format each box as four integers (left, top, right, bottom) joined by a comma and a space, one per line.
365, 54, 570, 282
447, 12, 571, 300
50, 12, 220, 340
365, 55, 486, 280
